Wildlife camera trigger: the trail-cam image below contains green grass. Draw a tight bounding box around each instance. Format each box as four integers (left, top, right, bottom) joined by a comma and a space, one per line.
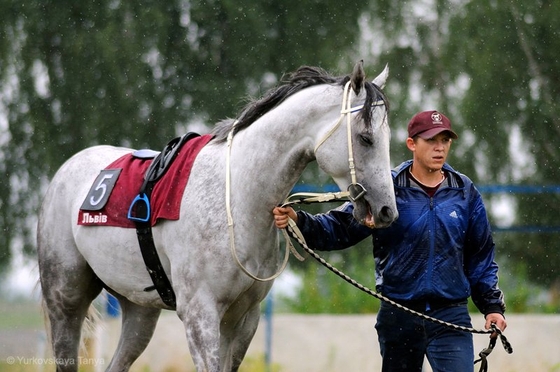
0, 362, 36, 372
0, 361, 98, 372
0, 299, 43, 330
0, 355, 283, 372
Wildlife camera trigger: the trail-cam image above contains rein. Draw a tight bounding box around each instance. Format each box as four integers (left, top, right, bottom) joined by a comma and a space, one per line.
281, 194, 513, 371
224, 81, 383, 282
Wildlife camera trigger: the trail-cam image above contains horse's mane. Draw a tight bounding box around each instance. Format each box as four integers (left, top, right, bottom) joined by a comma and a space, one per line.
211, 66, 388, 143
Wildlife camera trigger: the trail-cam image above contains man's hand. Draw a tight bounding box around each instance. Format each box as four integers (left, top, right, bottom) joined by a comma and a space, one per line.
485, 313, 507, 338
272, 206, 297, 229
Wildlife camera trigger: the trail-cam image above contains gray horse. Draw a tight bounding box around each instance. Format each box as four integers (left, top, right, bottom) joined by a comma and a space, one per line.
37, 61, 397, 371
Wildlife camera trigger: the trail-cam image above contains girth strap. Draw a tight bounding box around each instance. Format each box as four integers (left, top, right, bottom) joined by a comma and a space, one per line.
135, 223, 176, 308
128, 132, 200, 309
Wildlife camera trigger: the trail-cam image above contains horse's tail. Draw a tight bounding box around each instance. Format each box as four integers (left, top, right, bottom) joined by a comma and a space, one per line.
35, 279, 52, 355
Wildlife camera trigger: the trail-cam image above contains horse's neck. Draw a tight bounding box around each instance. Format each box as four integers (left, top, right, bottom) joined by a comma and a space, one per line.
230, 88, 341, 213
231, 123, 312, 206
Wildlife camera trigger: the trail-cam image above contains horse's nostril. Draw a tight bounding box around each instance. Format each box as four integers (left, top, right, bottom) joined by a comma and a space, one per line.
379, 206, 396, 223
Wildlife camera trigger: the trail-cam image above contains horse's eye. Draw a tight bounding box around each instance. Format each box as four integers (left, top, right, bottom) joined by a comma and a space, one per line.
359, 134, 373, 146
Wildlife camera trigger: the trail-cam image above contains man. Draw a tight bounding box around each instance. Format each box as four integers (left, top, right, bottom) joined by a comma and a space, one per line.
273, 110, 507, 372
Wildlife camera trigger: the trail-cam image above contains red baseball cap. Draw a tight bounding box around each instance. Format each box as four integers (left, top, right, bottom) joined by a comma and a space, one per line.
407, 110, 458, 139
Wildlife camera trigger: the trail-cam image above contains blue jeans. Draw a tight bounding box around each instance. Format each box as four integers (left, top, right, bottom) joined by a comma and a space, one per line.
375, 301, 474, 372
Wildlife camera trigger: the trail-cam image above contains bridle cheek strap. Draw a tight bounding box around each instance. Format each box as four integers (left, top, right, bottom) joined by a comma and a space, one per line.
313, 81, 384, 202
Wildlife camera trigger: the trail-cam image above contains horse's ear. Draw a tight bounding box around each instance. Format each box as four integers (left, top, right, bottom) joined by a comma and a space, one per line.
350, 60, 365, 94
372, 64, 389, 89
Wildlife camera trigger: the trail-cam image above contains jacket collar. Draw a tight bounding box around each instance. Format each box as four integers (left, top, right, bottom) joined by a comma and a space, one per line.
392, 160, 464, 189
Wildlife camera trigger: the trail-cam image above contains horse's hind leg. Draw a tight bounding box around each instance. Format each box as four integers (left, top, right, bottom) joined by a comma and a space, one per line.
39, 246, 103, 372
105, 295, 161, 372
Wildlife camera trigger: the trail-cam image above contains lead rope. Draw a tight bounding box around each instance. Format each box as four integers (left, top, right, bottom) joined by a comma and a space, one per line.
474, 327, 499, 372
280, 197, 513, 369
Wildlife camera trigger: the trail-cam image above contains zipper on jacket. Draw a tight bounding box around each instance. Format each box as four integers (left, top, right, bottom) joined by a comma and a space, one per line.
426, 196, 436, 296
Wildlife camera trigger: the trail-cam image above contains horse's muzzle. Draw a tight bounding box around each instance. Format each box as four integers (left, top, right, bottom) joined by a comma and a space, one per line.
378, 205, 397, 225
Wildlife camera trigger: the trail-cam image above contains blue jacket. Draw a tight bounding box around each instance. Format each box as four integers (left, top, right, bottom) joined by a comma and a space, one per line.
296, 160, 505, 315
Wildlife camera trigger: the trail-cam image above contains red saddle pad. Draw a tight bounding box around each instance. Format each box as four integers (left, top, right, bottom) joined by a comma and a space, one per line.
77, 134, 212, 228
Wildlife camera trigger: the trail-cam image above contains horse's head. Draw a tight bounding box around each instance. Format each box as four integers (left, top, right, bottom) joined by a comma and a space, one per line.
314, 61, 398, 229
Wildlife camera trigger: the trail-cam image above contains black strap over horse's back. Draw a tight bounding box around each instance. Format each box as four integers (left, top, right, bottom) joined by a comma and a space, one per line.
128, 132, 200, 309
144, 133, 198, 183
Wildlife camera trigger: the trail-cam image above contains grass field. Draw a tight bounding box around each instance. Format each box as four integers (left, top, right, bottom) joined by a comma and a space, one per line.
0, 297, 283, 372
0, 298, 44, 372
0, 300, 43, 330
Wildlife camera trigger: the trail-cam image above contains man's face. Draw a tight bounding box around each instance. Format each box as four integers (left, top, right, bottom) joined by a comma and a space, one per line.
407, 132, 452, 171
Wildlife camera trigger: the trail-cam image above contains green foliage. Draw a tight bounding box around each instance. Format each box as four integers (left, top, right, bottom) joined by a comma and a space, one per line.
280, 239, 380, 314
370, 0, 560, 306
1, 0, 559, 310
0, 0, 371, 272
495, 235, 560, 313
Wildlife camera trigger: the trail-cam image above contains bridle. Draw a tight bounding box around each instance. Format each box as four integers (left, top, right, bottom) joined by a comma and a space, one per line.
314, 80, 386, 203
225, 80, 386, 282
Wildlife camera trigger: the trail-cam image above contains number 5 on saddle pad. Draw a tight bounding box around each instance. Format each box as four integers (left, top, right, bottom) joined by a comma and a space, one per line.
81, 169, 122, 211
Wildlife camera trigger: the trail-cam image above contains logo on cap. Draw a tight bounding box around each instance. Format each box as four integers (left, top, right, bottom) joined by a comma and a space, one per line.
431, 112, 443, 125
407, 110, 458, 139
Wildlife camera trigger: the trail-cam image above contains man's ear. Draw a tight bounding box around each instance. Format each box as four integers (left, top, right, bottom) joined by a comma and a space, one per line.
406, 137, 416, 151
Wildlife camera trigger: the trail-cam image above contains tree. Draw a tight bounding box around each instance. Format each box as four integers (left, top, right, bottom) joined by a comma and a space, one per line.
2, 0, 558, 312
0, 0, 372, 276
285, 0, 560, 313
446, 0, 560, 309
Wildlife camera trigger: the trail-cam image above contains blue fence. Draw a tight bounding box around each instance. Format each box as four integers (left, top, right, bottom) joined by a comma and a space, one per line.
291, 184, 560, 233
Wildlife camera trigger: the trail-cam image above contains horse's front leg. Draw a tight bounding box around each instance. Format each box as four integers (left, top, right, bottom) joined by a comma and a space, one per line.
177, 291, 222, 372
227, 304, 262, 372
